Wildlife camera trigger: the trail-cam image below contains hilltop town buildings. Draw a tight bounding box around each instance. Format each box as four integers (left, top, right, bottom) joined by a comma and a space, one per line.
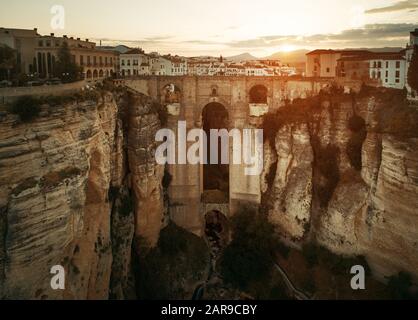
35, 33, 119, 80
1, 26, 416, 92
305, 29, 418, 91
0, 27, 119, 81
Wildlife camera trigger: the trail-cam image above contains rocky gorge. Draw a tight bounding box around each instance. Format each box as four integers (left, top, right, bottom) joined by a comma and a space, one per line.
0, 86, 417, 299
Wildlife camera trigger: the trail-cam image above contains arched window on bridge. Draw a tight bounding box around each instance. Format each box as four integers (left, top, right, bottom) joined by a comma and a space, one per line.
162, 84, 181, 104
249, 85, 268, 104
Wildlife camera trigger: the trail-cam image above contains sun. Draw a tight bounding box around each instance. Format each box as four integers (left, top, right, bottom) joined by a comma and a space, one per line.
278, 45, 297, 52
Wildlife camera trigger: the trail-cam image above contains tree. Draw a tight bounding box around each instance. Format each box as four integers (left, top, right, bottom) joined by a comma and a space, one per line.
408, 45, 418, 93
9, 96, 41, 122
0, 45, 17, 80
220, 207, 278, 290
53, 41, 82, 83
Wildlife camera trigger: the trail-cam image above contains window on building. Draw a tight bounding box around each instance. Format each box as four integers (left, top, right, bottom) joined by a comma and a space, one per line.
38, 40, 43, 47
46, 40, 51, 47
386, 61, 389, 68
93, 56, 97, 66
396, 79, 400, 83
385, 79, 388, 83
127, 60, 131, 66
80, 55, 84, 66
396, 70, 400, 78
378, 61, 382, 68
385, 71, 388, 77
87, 56, 91, 65
373, 61, 377, 68
121, 60, 125, 66
326, 67, 330, 73
396, 61, 400, 69
378, 71, 381, 78
55, 41, 60, 47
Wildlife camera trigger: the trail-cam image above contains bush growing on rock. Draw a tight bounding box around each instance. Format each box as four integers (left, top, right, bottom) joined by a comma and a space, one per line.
220, 207, 278, 291
387, 271, 418, 300
9, 96, 41, 122
347, 115, 367, 171
134, 223, 209, 300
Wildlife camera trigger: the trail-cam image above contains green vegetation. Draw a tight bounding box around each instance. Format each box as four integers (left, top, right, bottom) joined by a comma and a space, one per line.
312, 139, 340, 207
53, 41, 83, 83
302, 243, 370, 275
262, 96, 322, 147
108, 186, 120, 202
407, 46, 418, 93
162, 168, 173, 189
135, 223, 209, 300
346, 115, 367, 171
377, 102, 418, 138
118, 193, 134, 217
0, 45, 17, 80
8, 96, 41, 122
387, 271, 418, 300
220, 206, 278, 291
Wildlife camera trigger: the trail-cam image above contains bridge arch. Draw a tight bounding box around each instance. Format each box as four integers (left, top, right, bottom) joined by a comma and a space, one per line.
249, 84, 268, 104
202, 102, 229, 198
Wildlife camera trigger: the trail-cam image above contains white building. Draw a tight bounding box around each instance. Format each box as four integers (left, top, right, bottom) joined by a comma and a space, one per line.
369, 53, 406, 89
149, 53, 172, 76
245, 65, 267, 76
306, 49, 370, 78
120, 48, 147, 76
165, 55, 188, 76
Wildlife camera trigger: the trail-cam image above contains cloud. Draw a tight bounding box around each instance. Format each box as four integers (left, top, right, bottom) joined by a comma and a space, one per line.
227, 23, 418, 49
365, 0, 418, 14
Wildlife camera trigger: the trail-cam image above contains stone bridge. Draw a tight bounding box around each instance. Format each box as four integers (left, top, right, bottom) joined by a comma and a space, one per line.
122, 76, 332, 235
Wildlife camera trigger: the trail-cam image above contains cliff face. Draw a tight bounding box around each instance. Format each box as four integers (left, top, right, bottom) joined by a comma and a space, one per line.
0, 91, 164, 299
263, 94, 418, 281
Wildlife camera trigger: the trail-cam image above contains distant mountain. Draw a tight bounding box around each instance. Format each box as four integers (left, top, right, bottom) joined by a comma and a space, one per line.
226, 52, 258, 61
264, 50, 309, 63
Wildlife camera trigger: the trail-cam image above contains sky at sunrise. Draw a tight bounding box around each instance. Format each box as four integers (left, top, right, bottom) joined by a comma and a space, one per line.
1, 0, 417, 56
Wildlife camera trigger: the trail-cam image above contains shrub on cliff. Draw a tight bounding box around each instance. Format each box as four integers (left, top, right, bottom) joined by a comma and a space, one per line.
220, 207, 278, 291
135, 223, 209, 299
387, 271, 418, 300
311, 139, 340, 207
377, 103, 418, 138
9, 96, 41, 122
346, 115, 366, 171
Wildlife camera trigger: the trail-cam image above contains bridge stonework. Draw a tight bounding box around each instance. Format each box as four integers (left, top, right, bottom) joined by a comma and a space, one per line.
124, 76, 331, 236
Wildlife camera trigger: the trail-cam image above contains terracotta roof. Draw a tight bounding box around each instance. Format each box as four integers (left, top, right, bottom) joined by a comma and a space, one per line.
338, 52, 405, 62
